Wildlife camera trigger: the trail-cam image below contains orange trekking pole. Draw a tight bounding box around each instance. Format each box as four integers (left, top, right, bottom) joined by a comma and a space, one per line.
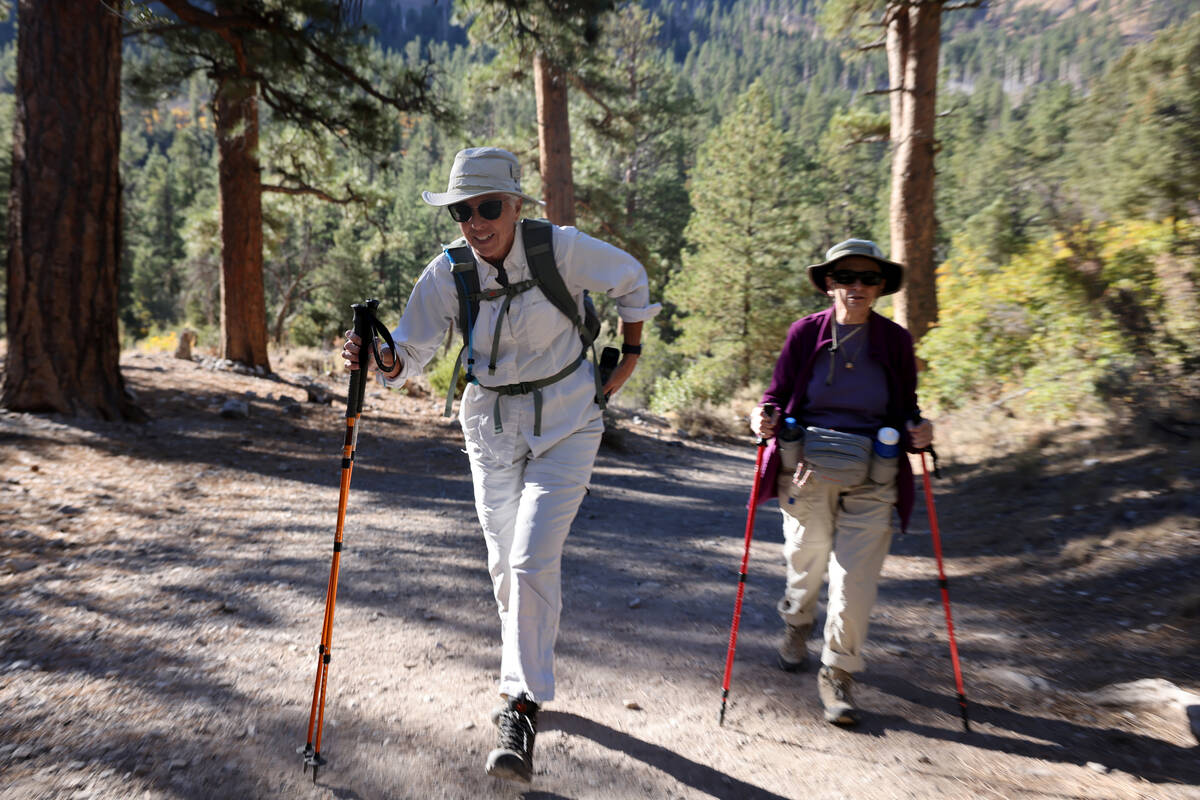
301, 299, 397, 781
917, 443, 971, 733
719, 404, 773, 726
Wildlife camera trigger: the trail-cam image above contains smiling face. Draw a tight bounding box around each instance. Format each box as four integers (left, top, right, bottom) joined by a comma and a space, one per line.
456, 193, 522, 266
825, 255, 884, 323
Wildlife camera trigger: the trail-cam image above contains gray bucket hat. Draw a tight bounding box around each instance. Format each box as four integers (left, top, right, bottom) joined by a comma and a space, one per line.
421, 147, 543, 207
807, 238, 904, 296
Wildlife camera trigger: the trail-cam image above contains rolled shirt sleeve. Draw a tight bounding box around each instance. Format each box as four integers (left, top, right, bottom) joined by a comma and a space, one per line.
554, 226, 662, 324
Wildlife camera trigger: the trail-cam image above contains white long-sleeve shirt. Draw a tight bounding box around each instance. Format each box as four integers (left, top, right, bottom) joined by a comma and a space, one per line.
387, 222, 661, 461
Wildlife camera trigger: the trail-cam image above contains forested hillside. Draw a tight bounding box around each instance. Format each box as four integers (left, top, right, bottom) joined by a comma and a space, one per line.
0, 0, 1196, 426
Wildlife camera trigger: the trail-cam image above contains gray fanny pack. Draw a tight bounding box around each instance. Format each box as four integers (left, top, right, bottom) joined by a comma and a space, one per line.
796, 426, 872, 487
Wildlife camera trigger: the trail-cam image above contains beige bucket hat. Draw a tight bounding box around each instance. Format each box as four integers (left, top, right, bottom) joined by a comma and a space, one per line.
421, 147, 543, 207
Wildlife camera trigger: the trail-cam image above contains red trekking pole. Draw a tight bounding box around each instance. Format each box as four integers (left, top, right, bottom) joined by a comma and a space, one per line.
918, 445, 971, 732
718, 405, 773, 726
300, 299, 397, 781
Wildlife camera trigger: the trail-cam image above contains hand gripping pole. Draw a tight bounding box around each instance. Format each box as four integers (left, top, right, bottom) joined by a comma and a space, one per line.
301, 299, 396, 781
719, 406, 773, 726
918, 447, 971, 733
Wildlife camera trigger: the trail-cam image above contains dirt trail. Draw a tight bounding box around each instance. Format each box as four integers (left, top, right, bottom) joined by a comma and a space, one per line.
0, 351, 1197, 800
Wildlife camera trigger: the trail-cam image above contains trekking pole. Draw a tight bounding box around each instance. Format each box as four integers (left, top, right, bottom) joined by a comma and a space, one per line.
301, 299, 397, 781
917, 440, 970, 733
719, 404, 773, 726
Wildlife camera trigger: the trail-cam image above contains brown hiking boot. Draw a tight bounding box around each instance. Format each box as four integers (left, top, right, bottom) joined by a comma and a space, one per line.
777, 622, 812, 672
818, 665, 860, 726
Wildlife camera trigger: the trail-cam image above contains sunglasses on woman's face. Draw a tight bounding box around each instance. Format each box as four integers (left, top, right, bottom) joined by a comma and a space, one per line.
448, 199, 505, 223
831, 269, 884, 286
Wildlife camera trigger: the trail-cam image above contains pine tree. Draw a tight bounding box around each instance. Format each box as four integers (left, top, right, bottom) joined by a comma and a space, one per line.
663, 81, 819, 405
3, 0, 140, 419
125, 0, 447, 372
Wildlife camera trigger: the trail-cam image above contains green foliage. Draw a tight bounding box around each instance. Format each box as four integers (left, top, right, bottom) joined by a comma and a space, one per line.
425, 341, 468, 400
919, 220, 1200, 419
657, 81, 821, 410
1068, 12, 1200, 222
571, 4, 698, 299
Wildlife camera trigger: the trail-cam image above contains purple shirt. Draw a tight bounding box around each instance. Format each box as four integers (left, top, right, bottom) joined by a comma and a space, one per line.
756, 306, 922, 531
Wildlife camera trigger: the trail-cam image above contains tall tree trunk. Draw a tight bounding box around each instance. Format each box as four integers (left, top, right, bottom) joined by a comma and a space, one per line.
2, 0, 141, 420
886, 0, 942, 345
534, 52, 576, 227
214, 77, 270, 371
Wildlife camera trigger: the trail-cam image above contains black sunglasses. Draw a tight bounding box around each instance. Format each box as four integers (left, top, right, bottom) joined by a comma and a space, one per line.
830, 269, 884, 286
448, 199, 505, 223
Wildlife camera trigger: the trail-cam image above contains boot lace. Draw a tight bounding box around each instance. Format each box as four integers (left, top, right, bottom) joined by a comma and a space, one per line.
497, 699, 537, 759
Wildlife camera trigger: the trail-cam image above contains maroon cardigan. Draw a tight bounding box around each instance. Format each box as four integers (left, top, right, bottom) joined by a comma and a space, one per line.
756, 306, 921, 532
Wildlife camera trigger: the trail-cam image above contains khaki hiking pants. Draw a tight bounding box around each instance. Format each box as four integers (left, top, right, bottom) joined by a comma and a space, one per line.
776, 473, 896, 674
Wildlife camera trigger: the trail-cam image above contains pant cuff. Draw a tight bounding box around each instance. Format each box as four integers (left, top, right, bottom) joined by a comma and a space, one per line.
821, 646, 864, 674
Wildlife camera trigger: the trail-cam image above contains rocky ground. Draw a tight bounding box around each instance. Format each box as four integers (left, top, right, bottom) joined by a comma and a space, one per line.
0, 350, 1197, 800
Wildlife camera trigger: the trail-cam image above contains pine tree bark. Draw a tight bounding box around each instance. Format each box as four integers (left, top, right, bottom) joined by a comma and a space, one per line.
886, 0, 942, 345
214, 76, 270, 371
2, 0, 141, 420
534, 52, 576, 227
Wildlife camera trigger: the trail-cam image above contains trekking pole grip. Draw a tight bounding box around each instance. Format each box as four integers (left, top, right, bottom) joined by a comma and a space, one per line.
347, 299, 379, 418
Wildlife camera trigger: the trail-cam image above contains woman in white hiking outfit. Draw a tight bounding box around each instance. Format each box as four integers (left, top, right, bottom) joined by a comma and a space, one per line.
343, 147, 659, 783
749, 239, 933, 726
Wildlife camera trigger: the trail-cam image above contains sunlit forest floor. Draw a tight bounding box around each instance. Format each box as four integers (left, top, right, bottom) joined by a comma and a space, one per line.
1, 349, 1197, 799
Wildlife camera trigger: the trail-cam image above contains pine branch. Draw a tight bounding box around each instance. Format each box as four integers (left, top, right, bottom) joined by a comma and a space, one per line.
262, 183, 356, 204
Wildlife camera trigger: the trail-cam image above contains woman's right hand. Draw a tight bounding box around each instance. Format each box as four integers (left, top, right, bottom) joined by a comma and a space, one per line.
749, 404, 780, 439
342, 330, 364, 371
344, 330, 404, 378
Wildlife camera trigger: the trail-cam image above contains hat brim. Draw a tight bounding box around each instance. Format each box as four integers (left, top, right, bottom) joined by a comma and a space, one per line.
807, 254, 904, 296
421, 188, 544, 207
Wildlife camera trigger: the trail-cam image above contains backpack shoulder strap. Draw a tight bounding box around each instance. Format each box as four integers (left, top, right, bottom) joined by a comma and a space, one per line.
444, 239, 479, 343
442, 240, 481, 417
520, 219, 606, 410
522, 219, 593, 345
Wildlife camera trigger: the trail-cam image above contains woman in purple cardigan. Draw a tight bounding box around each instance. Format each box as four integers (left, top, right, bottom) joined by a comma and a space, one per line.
749, 238, 933, 726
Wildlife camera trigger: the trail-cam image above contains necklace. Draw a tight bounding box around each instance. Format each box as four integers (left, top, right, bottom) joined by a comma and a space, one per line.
826, 323, 866, 385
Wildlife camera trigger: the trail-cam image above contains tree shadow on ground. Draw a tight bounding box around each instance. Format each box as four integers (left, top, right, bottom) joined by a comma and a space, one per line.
857, 673, 1200, 787
543, 711, 791, 800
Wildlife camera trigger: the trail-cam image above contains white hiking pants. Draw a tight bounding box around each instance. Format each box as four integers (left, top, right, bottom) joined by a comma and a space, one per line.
466, 414, 603, 703
776, 475, 896, 674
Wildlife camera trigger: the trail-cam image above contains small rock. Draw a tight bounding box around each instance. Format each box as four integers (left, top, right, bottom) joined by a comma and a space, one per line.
461, 721, 476, 731
623, 699, 641, 710
1086, 761, 1110, 774
168, 759, 189, 771
219, 398, 249, 419
13, 744, 36, 759
627, 597, 642, 609
916, 755, 932, 765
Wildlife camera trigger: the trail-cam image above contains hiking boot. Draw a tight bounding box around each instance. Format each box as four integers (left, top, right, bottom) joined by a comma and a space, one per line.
818, 665, 860, 726
777, 622, 812, 672
485, 693, 538, 783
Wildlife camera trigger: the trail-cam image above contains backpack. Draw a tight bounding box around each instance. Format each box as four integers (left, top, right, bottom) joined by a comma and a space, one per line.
441, 218, 610, 433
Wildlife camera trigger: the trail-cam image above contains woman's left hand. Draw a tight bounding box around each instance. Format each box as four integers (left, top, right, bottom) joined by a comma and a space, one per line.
907, 418, 934, 450
601, 355, 638, 400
